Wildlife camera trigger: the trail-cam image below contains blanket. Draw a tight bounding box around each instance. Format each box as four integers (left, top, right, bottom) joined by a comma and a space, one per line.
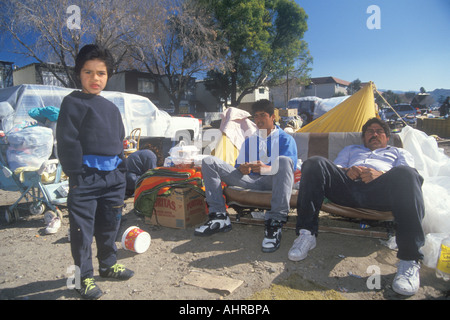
134, 167, 205, 217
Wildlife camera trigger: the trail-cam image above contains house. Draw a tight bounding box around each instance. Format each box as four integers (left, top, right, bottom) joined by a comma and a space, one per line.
13, 63, 73, 87
106, 70, 159, 106
108, 70, 268, 115
269, 76, 351, 107
237, 86, 270, 113
195, 80, 224, 113
269, 79, 306, 108
107, 70, 200, 114
304, 76, 350, 98
0, 61, 14, 89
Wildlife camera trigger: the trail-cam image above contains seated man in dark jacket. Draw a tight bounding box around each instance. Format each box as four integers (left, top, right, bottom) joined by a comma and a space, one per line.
125, 149, 157, 196
289, 118, 425, 296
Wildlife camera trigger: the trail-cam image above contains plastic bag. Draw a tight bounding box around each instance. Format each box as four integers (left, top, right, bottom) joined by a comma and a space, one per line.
399, 126, 450, 234
168, 141, 200, 166
0, 101, 15, 132
421, 233, 450, 269
6, 126, 54, 171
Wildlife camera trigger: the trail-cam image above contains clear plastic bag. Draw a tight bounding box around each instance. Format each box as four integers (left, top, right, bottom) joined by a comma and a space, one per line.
6, 126, 54, 171
421, 233, 450, 269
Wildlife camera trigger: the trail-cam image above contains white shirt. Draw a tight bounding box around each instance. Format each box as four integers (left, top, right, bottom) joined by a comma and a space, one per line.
334, 145, 415, 172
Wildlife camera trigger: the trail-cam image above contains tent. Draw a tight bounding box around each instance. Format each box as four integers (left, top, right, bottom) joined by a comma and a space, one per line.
298, 82, 378, 133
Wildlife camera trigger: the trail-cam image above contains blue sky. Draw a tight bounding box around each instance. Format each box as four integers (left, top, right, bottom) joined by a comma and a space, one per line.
297, 0, 450, 92
1, 0, 449, 92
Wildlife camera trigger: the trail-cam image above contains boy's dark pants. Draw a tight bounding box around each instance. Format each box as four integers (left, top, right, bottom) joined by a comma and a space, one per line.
68, 168, 126, 279
296, 156, 425, 261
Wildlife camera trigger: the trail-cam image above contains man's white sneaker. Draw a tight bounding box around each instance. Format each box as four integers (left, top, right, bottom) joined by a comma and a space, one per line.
194, 212, 232, 236
392, 260, 420, 296
288, 229, 316, 261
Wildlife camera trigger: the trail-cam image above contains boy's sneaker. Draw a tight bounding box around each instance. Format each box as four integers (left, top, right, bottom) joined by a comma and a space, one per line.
194, 212, 232, 236
76, 277, 103, 300
99, 264, 134, 280
262, 219, 283, 253
45, 217, 61, 234
44, 211, 56, 225
288, 229, 316, 261
392, 260, 420, 296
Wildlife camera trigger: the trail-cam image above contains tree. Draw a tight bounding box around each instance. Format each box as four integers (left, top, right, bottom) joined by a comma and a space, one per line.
404, 91, 416, 103
347, 79, 362, 95
204, 69, 232, 106
128, 0, 230, 113
0, 0, 142, 88
377, 90, 401, 107
202, 0, 311, 107
267, 0, 312, 105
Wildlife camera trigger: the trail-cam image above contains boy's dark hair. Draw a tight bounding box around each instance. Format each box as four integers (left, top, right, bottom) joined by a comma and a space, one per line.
74, 44, 115, 79
362, 117, 391, 138
251, 99, 274, 116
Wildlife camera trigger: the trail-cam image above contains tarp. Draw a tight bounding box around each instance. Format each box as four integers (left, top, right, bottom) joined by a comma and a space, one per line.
210, 107, 257, 166
313, 95, 350, 119
298, 82, 377, 133
0, 84, 176, 137
398, 126, 450, 234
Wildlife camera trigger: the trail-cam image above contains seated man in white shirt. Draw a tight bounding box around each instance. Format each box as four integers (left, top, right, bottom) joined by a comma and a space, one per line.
288, 117, 425, 296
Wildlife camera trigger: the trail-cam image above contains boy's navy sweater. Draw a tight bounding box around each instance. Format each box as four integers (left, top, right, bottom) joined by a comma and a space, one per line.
56, 91, 126, 176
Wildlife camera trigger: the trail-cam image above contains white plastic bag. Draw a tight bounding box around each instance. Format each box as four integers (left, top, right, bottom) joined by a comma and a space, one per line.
399, 126, 450, 234
6, 126, 54, 171
168, 141, 199, 166
421, 233, 450, 269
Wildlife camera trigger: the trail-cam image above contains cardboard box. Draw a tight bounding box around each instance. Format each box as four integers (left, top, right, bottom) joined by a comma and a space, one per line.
145, 187, 207, 229
278, 108, 298, 117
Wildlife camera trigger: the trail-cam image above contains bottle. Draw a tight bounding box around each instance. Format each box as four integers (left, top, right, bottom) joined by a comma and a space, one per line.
436, 235, 450, 281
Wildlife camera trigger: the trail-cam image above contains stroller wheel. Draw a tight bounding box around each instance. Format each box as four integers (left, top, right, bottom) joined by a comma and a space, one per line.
3, 208, 19, 224
29, 203, 46, 215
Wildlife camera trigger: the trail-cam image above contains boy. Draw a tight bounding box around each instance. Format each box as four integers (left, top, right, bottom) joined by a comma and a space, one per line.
56, 44, 134, 300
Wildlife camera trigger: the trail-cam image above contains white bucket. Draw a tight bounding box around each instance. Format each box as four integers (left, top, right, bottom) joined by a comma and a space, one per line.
121, 226, 151, 253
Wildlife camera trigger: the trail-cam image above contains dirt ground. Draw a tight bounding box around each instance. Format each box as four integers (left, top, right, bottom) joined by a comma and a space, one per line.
0, 142, 449, 302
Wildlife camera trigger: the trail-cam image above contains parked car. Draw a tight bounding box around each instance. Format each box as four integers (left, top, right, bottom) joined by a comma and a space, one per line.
380, 104, 420, 124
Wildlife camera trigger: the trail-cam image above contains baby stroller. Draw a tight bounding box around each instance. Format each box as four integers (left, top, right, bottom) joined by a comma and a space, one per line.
0, 126, 68, 224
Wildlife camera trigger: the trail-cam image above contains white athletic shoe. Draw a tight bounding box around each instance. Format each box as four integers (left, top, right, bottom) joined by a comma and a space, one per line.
45, 217, 61, 234
288, 229, 316, 261
392, 260, 420, 296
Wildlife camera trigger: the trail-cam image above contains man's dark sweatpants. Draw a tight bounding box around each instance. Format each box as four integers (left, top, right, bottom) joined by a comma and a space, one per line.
68, 167, 126, 279
296, 156, 425, 261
